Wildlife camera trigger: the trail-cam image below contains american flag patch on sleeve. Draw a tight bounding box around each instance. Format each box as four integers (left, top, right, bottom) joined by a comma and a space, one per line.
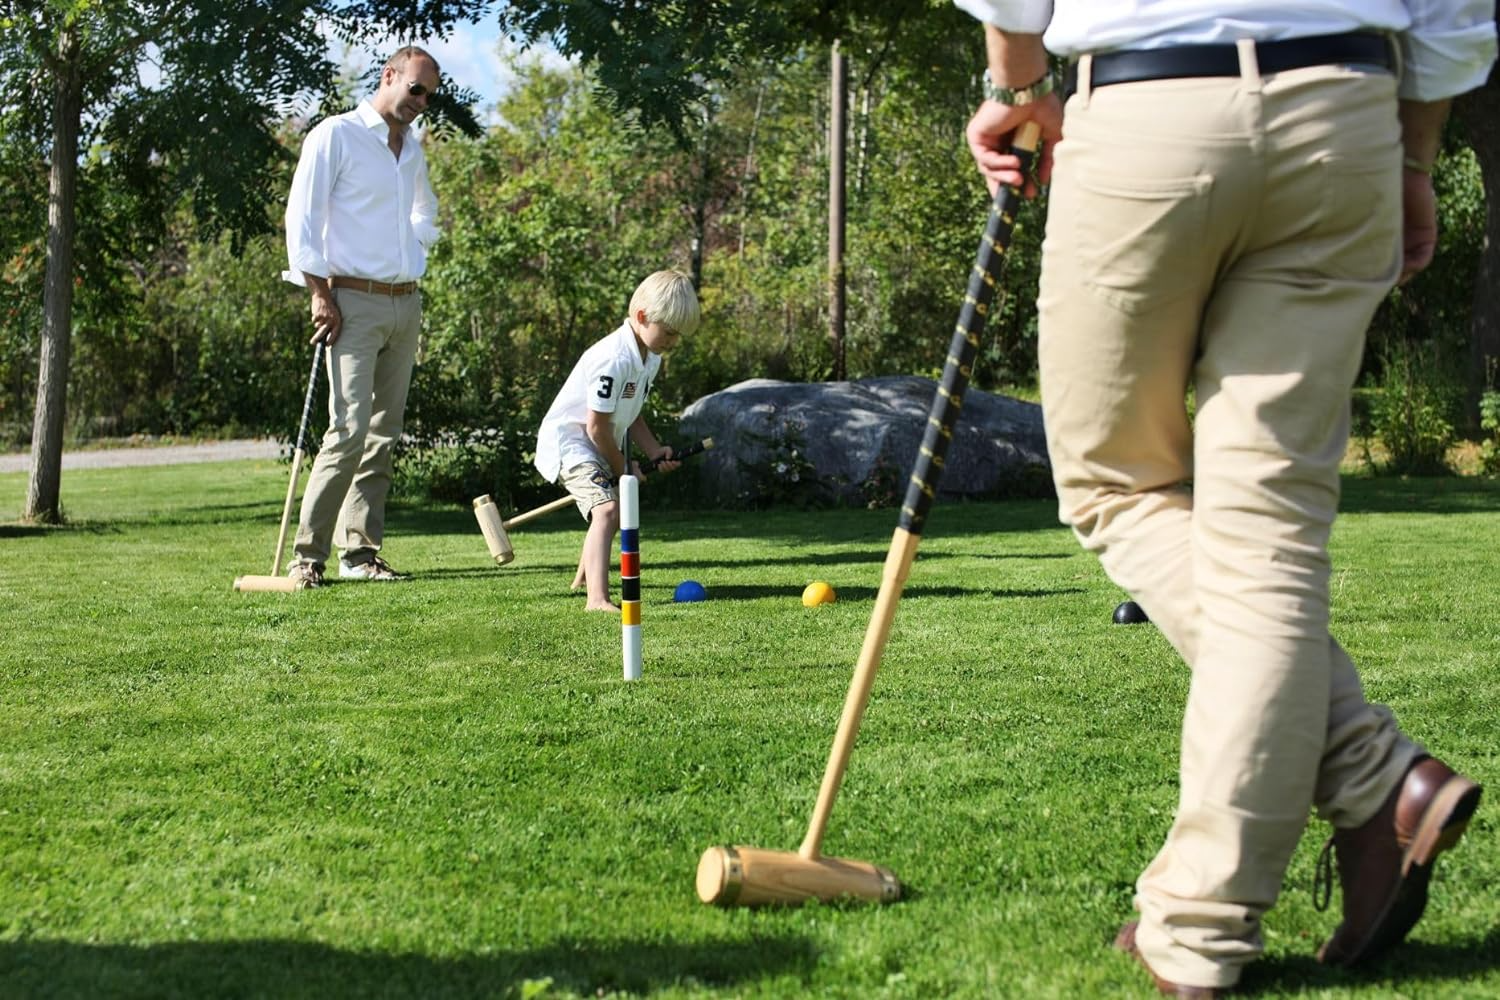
622, 382, 637, 399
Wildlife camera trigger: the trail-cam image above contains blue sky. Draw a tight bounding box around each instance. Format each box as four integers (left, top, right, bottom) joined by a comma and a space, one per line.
332, 19, 570, 122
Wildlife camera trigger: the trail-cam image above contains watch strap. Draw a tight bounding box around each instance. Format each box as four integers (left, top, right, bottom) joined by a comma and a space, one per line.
982, 69, 1055, 106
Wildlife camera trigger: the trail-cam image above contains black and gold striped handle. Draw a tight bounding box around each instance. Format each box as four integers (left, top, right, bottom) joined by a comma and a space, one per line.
899, 120, 1041, 535
798, 122, 1041, 864
639, 436, 713, 474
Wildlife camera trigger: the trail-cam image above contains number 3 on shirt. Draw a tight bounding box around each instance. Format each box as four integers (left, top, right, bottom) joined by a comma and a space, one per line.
596, 375, 615, 400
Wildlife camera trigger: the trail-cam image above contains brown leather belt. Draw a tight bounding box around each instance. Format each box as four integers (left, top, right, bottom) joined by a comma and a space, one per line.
330, 275, 418, 296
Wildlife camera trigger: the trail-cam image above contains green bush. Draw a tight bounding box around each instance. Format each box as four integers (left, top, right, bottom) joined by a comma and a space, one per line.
1479, 388, 1500, 477
1367, 340, 1461, 475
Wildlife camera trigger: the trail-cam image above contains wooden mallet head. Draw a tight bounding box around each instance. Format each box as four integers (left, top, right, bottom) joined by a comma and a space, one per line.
473, 495, 515, 565
232, 575, 301, 593
696, 845, 901, 907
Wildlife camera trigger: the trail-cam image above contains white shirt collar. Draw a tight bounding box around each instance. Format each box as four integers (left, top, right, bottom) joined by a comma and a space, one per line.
354, 99, 404, 139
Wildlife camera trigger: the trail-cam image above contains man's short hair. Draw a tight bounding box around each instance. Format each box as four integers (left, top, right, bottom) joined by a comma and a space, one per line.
630, 270, 702, 336
386, 45, 440, 77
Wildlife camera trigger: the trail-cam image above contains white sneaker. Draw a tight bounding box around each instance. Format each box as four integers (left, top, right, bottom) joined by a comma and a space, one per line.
337, 555, 406, 581
286, 561, 324, 589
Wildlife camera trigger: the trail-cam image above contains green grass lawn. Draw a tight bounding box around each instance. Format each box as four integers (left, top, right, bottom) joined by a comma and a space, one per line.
1, 461, 1497, 999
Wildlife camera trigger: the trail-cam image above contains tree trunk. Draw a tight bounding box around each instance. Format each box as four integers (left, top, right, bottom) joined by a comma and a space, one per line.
25, 27, 83, 523
690, 107, 711, 291
738, 84, 764, 258
1452, 29, 1499, 427
828, 41, 847, 382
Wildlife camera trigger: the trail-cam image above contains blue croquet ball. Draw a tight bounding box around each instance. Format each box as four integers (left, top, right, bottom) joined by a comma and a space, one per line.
674, 580, 708, 603
1112, 600, 1150, 625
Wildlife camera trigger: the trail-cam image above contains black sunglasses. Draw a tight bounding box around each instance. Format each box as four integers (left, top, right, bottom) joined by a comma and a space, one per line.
405, 80, 439, 99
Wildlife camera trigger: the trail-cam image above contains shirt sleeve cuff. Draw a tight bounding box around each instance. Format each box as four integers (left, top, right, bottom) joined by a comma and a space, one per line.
286, 252, 330, 284
1398, 24, 1499, 101
951, 0, 1052, 34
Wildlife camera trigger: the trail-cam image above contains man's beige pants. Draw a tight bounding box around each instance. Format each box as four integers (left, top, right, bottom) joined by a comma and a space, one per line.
293, 286, 421, 567
1039, 54, 1419, 988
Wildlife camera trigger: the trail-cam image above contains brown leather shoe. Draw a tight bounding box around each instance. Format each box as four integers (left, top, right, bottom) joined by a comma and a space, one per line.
1115, 921, 1223, 998
1316, 756, 1482, 966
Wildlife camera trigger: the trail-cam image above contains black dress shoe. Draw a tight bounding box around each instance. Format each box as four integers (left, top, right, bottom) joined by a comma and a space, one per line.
1316, 756, 1482, 966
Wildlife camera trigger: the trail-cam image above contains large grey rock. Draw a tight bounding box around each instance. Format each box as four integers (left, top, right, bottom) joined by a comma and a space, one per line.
677, 376, 1050, 506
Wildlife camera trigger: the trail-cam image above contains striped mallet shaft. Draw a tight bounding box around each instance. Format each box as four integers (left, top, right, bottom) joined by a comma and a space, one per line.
799, 122, 1040, 866
272, 342, 325, 576
620, 474, 642, 681
698, 125, 1041, 907
901, 129, 1036, 536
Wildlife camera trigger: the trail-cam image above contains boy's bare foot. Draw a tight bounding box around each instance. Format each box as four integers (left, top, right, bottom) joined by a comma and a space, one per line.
585, 600, 620, 613
571, 573, 586, 590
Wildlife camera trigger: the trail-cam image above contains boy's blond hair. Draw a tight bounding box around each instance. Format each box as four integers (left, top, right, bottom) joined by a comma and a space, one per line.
630, 269, 701, 336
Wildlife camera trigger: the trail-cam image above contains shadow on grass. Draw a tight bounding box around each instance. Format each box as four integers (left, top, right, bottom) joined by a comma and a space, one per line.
1339, 476, 1500, 515
0, 934, 818, 998
991, 587, 1088, 599
1240, 927, 1500, 994
0, 523, 53, 538
0, 520, 120, 537
569, 583, 1092, 603
418, 564, 569, 579
382, 497, 1068, 544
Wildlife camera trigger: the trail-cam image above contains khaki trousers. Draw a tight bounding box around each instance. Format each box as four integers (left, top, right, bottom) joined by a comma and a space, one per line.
1038, 55, 1418, 988
293, 286, 421, 566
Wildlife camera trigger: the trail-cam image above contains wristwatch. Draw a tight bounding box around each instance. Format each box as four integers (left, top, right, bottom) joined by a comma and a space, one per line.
982, 68, 1055, 106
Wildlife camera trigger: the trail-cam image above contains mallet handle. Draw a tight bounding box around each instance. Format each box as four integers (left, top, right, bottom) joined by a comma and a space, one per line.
501, 494, 576, 530
498, 438, 715, 531
800, 528, 918, 859
639, 436, 713, 473
900, 123, 1038, 535
271, 343, 324, 576
798, 122, 1040, 862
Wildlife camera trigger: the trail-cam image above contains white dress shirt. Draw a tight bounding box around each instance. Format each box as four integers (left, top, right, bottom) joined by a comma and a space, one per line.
953, 0, 1498, 100
534, 323, 663, 482
283, 100, 441, 286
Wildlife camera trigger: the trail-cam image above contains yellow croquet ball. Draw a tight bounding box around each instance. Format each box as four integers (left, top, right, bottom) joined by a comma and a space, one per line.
802, 581, 837, 607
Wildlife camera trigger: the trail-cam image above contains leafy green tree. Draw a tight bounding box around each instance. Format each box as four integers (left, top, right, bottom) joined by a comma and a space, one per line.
407, 59, 693, 506
2, 0, 342, 521
1452, 39, 1499, 427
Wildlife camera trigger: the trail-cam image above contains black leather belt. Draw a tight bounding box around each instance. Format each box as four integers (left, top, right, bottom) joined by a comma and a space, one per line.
1063, 31, 1394, 97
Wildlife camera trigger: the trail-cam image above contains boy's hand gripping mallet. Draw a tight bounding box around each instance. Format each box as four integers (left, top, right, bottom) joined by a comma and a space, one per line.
474, 437, 715, 565
233, 343, 325, 593
696, 123, 1041, 907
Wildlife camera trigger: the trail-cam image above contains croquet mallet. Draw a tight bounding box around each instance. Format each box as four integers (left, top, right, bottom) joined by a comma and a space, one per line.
233, 343, 325, 593
474, 437, 715, 565
696, 123, 1042, 907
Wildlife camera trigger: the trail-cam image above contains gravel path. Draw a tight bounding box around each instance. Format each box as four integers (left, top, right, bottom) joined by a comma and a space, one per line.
0, 439, 282, 473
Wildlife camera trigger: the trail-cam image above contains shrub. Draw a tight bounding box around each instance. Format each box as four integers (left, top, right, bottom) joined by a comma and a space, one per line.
1367, 340, 1461, 476
1479, 388, 1500, 477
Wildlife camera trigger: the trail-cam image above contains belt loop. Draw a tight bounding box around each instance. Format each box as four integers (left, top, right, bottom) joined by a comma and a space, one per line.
1386, 30, 1403, 84
1075, 54, 1093, 108
1237, 38, 1263, 93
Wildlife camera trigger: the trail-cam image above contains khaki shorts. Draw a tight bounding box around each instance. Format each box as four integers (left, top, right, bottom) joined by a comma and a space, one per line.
559, 461, 617, 520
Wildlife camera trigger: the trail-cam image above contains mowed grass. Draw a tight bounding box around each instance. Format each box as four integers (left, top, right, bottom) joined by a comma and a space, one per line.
1, 461, 1497, 999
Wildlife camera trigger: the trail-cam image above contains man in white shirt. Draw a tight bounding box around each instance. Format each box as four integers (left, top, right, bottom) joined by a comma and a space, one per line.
282, 46, 442, 587
955, 1, 1495, 993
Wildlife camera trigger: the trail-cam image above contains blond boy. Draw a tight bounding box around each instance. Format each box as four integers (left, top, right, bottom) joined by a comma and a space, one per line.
533, 270, 702, 611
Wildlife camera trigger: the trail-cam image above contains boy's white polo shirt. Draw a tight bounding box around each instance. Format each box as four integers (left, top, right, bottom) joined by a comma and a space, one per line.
535, 322, 663, 482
